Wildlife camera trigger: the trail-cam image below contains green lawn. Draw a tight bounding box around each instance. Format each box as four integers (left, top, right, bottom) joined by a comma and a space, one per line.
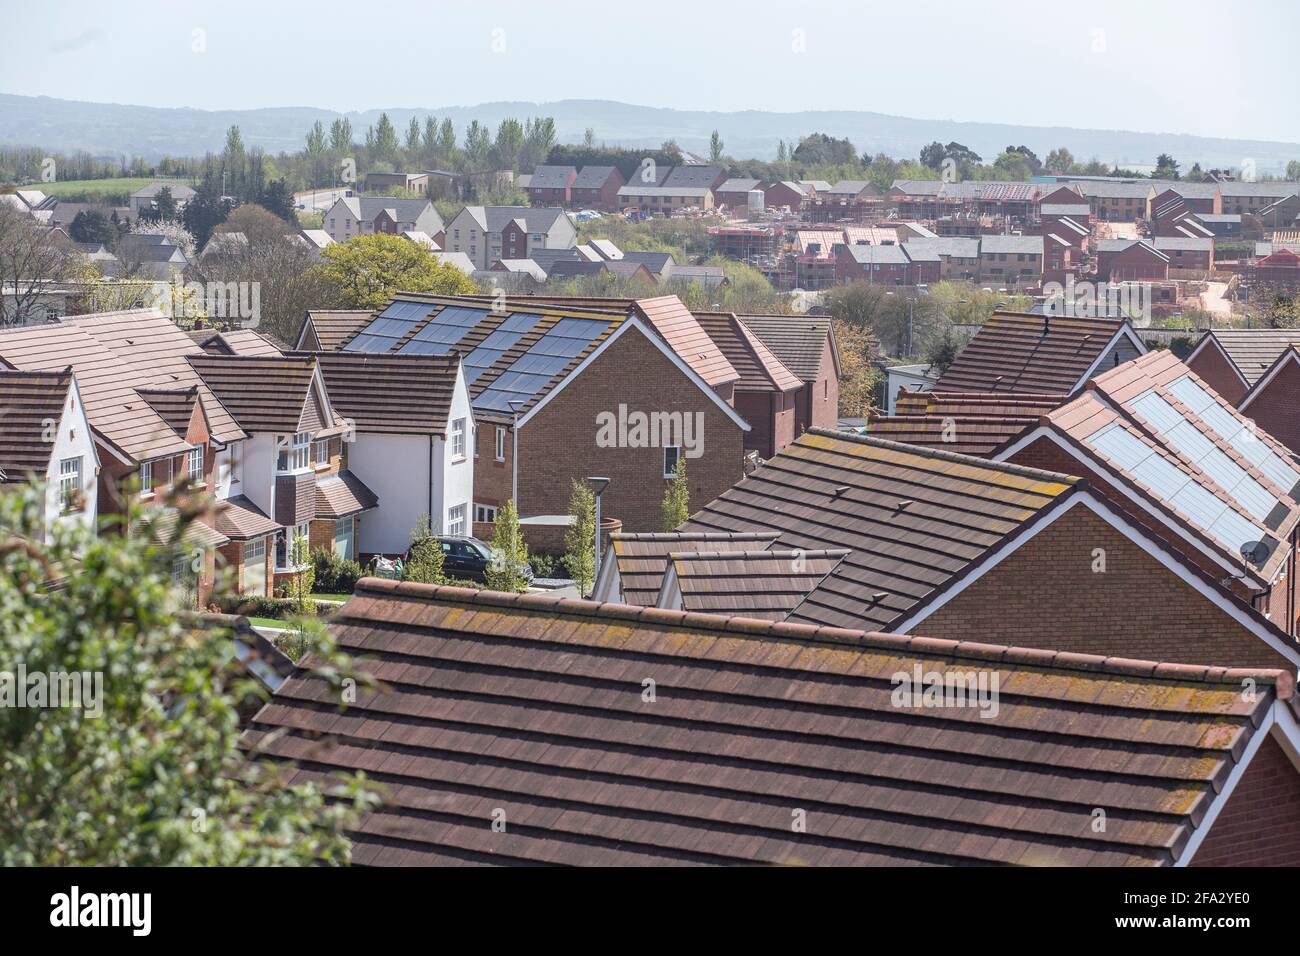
246, 616, 285, 630
310, 593, 352, 603
38, 177, 194, 203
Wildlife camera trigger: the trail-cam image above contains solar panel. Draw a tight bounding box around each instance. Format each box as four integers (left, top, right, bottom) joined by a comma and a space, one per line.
397, 305, 488, 356
343, 299, 435, 352
473, 315, 611, 412
1166, 374, 1300, 494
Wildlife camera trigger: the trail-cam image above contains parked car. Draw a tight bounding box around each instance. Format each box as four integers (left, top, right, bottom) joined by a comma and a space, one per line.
435, 536, 534, 585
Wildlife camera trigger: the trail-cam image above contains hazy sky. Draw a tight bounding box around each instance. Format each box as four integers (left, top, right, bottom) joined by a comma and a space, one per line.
2, 0, 1297, 142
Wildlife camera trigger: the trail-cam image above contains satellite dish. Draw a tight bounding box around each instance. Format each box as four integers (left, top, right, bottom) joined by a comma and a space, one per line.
1240, 541, 1269, 567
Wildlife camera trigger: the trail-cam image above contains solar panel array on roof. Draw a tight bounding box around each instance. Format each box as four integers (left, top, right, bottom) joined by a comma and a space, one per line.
396, 305, 489, 356
343, 300, 435, 353
1089, 421, 1267, 557
462, 312, 543, 385
475, 316, 610, 412
1166, 374, 1300, 495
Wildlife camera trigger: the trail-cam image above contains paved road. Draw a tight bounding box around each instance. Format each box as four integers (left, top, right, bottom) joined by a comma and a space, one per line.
294, 187, 350, 213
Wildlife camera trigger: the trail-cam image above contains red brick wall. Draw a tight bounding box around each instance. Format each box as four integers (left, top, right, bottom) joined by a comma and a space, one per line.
1191, 735, 1300, 866
519, 325, 745, 532
1241, 359, 1300, 455
914, 504, 1296, 670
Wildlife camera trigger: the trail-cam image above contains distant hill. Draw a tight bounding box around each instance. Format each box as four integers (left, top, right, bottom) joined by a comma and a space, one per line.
2, 93, 1297, 174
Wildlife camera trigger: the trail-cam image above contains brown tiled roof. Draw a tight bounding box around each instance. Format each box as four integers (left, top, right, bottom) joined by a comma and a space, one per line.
606, 531, 781, 606
246, 578, 1294, 867
192, 328, 284, 357
682, 429, 1080, 630
186, 354, 335, 436
868, 391, 1067, 457
136, 386, 200, 440
694, 313, 803, 392
299, 311, 373, 352
1200, 329, 1300, 386
211, 494, 280, 540
734, 313, 837, 382
666, 548, 849, 620
296, 352, 457, 436
935, 312, 1134, 395
315, 471, 379, 519
145, 506, 231, 550
1037, 350, 1300, 589
0, 309, 246, 462
0, 368, 72, 480
633, 296, 739, 387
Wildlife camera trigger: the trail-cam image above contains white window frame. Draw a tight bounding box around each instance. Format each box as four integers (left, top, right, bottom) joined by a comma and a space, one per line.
495, 426, 506, 462
475, 503, 499, 524
276, 432, 311, 473
139, 459, 153, 496
58, 457, 82, 513
186, 446, 204, 483
664, 445, 682, 479
314, 438, 331, 466
447, 503, 467, 536
275, 521, 312, 571
451, 418, 466, 459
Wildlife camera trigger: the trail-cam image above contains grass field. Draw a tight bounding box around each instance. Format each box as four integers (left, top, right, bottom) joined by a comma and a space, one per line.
36, 177, 194, 203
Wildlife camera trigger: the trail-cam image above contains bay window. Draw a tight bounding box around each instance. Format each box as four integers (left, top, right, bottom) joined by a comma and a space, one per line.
276, 433, 311, 472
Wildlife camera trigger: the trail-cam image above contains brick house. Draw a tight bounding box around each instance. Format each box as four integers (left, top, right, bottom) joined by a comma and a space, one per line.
1153, 236, 1215, 271
695, 312, 804, 458
443, 206, 577, 270
934, 312, 1146, 395
834, 243, 922, 285
569, 165, 624, 211
763, 180, 812, 213
0, 368, 100, 545
317, 294, 750, 537
0, 309, 249, 607
734, 313, 841, 436
1238, 346, 1300, 456
1187, 328, 1300, 406
248, 576, 1300, 866
185, 354, 361, 593
994, 350, 1300, 641
661, 429, 1300, 672
1095, 238, 1171, 282
523, 165, 577, 206
810, 180, 883, 222
1157, 183, 1222, 216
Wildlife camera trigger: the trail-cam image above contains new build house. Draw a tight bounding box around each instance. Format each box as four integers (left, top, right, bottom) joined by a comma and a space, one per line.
442, 206, 577, 270
0, 368, 99, 542
298, 294, 750, 536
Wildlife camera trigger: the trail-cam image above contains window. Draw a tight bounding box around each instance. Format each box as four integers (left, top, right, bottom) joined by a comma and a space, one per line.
447, 503, 467, 536
314, 438, 331, 466
276, 432, 310, 472
243, 538, 268, 596
58, 457, 82, 513
186, 447, 204, 483
664, 446, 682, 479
451, 418, 466, 459
172, 553, 198, 607
139, 457, 171, 496
334, 516, 355, 560
495, 426, 506, 461
475, 503, 499, 524
275, 522, 311, 570
224, 442, 243, 487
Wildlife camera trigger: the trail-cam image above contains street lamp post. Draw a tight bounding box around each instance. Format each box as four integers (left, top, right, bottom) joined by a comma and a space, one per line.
586, 476, 610, 589
508, 400, 524, 511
